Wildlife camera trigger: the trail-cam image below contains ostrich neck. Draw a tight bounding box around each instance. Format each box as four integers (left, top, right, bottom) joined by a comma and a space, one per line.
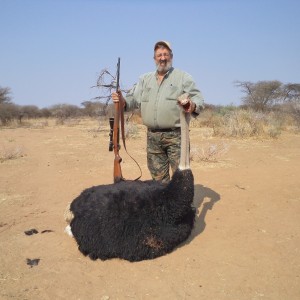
178, 109, 190, 170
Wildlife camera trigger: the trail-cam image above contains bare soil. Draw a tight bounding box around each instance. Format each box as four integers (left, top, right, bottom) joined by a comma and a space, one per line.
0, 119, 299, 300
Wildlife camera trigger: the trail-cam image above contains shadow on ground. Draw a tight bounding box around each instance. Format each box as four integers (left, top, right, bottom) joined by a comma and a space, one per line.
189, 184, 221, 240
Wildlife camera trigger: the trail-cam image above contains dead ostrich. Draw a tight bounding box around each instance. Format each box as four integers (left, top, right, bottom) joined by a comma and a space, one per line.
65, 94, 195, 262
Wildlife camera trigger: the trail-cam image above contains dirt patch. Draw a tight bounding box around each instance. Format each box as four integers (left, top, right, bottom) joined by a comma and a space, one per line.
0, 120, 299, 299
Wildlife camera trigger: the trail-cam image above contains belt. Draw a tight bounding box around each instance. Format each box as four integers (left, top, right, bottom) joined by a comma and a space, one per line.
147, 127, 180, 133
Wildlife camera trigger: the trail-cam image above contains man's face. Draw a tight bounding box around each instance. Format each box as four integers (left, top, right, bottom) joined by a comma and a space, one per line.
154, 47, 172, 73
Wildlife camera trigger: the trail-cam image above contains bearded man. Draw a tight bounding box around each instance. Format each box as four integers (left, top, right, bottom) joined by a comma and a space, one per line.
112, 41, 204, 183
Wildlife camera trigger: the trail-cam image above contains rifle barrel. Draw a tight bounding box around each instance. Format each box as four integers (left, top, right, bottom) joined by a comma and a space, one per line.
116, 57, 120, 92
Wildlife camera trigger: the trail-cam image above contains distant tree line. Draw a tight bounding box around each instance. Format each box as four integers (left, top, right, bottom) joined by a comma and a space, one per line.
235, 81, 300, 126
0, 86, 115, 125
235, 80, 300, 111
1, 80, 299, 126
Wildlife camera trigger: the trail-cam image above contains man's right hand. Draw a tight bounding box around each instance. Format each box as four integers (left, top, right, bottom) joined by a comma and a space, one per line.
111, 91, 125, 105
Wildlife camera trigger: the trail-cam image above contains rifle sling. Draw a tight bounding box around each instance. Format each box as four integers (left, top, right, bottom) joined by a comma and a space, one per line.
119, 102, 142, 181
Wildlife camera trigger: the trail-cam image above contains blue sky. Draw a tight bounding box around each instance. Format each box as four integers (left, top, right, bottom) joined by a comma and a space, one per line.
1, 0, 299, 108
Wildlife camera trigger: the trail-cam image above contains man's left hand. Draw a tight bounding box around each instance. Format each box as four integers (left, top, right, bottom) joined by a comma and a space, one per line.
178, 96, 196, 113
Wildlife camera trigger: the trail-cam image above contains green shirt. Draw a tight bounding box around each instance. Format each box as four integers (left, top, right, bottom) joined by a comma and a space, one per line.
126, 67, 204, 129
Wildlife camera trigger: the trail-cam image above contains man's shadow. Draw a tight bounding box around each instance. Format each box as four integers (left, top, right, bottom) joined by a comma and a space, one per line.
188, 184, 221, 241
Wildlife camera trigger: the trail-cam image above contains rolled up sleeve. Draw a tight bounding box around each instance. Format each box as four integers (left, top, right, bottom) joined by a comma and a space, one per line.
183, 73, 205, 115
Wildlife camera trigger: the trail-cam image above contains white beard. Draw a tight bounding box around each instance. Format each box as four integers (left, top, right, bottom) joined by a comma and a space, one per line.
156, 60, 172, 73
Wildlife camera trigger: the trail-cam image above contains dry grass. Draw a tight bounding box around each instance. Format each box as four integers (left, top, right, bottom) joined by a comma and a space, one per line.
190, 142, 229, 163
0, 145, 25, 163
0, 118, 52, 129
125, 122, 140, 139
194, 109, 288, 139
55, 118, 81, 126
1, 107, 298, 141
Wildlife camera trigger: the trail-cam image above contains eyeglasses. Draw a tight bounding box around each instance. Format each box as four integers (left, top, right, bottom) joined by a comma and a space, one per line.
155, 53, 170, 58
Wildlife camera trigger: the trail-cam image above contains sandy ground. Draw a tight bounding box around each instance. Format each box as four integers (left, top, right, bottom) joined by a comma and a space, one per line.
0, 119, 299, 300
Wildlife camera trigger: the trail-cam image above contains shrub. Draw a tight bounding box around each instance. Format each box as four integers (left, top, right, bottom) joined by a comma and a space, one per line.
0, 145, 25, 163
0, 103, 20, 125
125, 122, 139, 139
190, 142, 229, 163
211, 109, 282, 138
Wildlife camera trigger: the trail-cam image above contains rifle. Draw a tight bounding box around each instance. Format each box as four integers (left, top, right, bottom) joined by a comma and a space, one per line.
111, 57, 123, 183
108, 57, 142, 183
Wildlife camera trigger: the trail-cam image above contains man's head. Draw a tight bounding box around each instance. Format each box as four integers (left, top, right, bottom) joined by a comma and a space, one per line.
154, 41, 173, 74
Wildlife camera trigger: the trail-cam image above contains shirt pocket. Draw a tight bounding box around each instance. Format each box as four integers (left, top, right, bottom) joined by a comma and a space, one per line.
165, 85, 181, 101
141, 87, 151, 102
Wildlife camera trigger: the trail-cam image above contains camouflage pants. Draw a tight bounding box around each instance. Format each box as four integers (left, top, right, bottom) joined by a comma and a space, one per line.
147, 129, 181, 183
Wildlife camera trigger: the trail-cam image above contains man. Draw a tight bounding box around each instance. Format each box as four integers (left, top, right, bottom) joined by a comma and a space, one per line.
112, 40, 204, 183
